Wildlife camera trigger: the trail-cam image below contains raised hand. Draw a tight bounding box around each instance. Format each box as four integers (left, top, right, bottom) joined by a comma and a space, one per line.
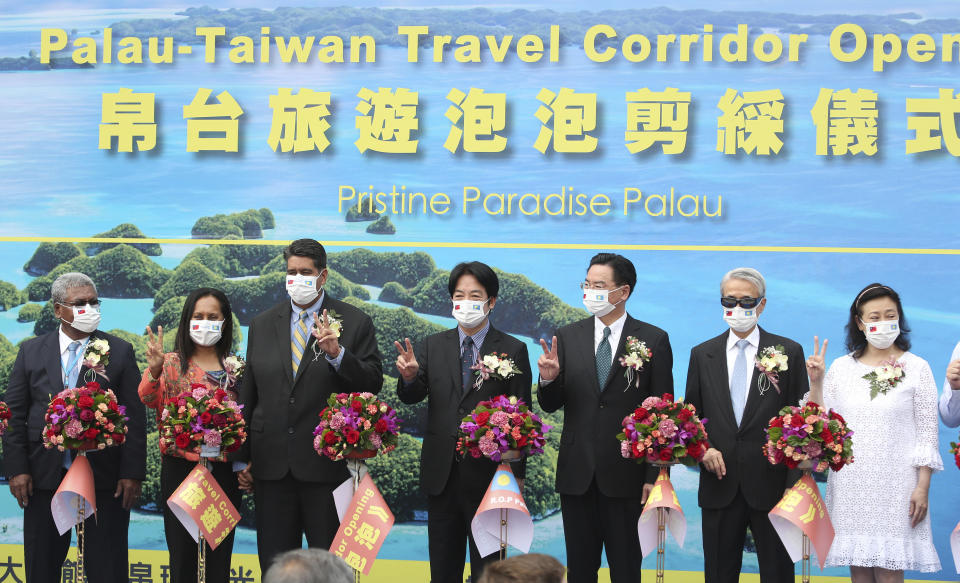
312, 310, 341, 357
946, 359, 960, 390
394, 337, 419, 382
145, 325, 164, 379
538, 336, 560, 382
806, 336, 828, 387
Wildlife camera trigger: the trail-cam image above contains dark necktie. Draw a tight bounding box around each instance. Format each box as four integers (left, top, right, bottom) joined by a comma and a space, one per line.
596, 326, 612, 390
461, 336, 475, 393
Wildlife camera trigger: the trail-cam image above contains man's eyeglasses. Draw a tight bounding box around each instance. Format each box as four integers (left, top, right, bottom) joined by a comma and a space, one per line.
720, 296, 763, 309
579, 282, 616, 291
59, 300, 101, 308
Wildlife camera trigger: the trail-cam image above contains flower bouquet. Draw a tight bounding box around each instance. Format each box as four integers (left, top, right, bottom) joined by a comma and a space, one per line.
43, 381, 128, 451
159, 383, 246, 457
456, 395, 552, 462
0, 401, 10, 436
950, 439, 960, 471
617, 393, 709, 466
313, 392, 400, 461
763, 401, 854, 471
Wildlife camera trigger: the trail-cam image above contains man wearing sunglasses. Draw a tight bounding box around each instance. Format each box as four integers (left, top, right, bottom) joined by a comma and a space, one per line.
684, 267, 807, 583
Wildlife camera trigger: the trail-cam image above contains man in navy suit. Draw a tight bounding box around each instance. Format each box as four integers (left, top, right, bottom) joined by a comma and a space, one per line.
537, 253, 673, 583
396, 261, 532, 583
4, 272, 146, 583
685, 267, 807, 583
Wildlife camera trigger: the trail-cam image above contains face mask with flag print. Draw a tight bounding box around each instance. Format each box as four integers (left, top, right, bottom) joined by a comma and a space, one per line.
63, 304, 101, 334
286, 274, 320, 305
861, 319, 899, 350
723, 305, 758, 333
452, 299, 489, 329
582, 286, 623, 318
189, 319, 223, 347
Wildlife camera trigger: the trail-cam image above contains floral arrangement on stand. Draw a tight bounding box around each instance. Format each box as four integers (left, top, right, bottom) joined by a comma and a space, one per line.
159, 383, 246, 456
617, 393, 710, 465
457, 395, 551, 462
313, 392, 401, 461
43, 381, 128, 451
763, 401, 854, 471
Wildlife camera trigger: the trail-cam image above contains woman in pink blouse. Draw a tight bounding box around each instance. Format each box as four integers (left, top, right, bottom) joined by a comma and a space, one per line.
139, 288, 244, 583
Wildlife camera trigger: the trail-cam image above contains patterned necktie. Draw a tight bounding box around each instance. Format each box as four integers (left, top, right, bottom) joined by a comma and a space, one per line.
66, 341, 82, 389
291, 311, 310, 376
461, 336, 475, 394
596, 326, 612, 390
731, 338, 750, 426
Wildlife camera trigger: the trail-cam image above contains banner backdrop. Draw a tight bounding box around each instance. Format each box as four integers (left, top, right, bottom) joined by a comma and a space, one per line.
1, 1, 959, 580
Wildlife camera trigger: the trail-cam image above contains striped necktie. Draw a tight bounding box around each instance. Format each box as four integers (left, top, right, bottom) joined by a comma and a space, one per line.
292, 311, 310, 376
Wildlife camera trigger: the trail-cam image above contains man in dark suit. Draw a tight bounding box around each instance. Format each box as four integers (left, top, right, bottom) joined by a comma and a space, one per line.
684, 267, 807, 583
236, 239, 383, 571
395, 261, 532, 583
3, 272, 146, 583
537, 253, 673, 583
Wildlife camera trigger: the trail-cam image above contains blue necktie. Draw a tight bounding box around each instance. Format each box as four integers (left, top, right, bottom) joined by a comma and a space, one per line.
461, 336, 475, 393
63, 341, 82, 470
731, 338, 750, 426
66, 341, 82, 389
596, 326, 612, 390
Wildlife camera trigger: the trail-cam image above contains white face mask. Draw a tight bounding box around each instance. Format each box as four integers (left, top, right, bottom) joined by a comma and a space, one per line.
286, 274, 320, 305
452, 299, 489, 329
862, 319, 899, 350
723, 305, 758, 333
582, 286, 624, 318
62, 304, 101, 334
189, 320, 223, 347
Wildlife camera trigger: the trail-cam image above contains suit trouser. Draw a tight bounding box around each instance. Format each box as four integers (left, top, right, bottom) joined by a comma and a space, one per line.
161, 455, 242, 583
253, 471, 340, 573
701, 487, 795, 583
560, 478, 645, 583
24, 485, 130, 583
427, 460, 496, 583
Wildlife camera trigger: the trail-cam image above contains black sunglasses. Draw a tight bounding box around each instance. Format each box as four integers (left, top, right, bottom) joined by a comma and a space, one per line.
720, 296, 763, 309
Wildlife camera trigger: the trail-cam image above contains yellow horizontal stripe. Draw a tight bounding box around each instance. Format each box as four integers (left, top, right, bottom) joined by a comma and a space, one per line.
1, 236, 958, 255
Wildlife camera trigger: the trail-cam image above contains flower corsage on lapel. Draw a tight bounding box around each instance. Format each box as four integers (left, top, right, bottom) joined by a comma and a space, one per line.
863, 359, 905, 400
755, 345, 787, 395
222, 354, 246, 388
471, 352, 521, 390
82, 338, 110, 382
618, 336, 652, 391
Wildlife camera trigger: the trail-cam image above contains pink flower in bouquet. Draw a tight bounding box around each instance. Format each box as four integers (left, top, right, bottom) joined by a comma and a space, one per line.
479, 432, 499, 456
329, 412, 346, 431
641, 396, 660, 409
192, 386, 209, 400
490, 411, 509, 426
369, 432, 382, 448
621, 441, 632, 457
204, 431, 222, 447
659, 419, 678, 439
65, 419, 83, 439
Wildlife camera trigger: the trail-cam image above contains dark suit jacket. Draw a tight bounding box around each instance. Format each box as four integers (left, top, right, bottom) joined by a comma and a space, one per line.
238, 295, 383, 483
684, 327, 807, 511
538, 314, 673, 498
397, 326, 532, 497
2, 329, 147, 491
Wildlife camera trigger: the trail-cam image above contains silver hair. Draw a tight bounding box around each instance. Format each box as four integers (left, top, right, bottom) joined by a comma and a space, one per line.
721, 267, 766, 298
263, 549, 353, 583
50, 272, 97, 305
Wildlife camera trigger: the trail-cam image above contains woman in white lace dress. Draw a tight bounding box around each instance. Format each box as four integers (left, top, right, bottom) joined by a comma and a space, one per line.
806, 283, 941, 582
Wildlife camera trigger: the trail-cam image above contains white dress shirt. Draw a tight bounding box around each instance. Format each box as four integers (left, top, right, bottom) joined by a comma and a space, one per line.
58, 326, 90, 388
594, 312, 627, 365
939, 341, 960, 428
726, 326, 760, 388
